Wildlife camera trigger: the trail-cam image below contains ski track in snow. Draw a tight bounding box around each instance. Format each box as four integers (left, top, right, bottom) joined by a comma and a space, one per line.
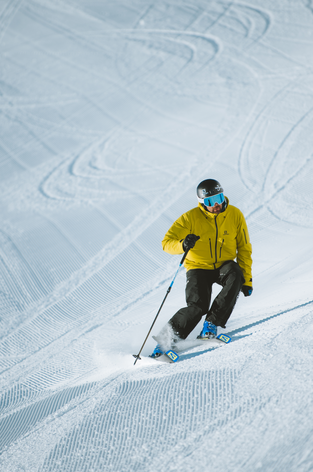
1, 0, 313, 471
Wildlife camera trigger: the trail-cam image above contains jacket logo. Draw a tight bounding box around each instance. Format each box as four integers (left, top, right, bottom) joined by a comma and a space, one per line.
223, 230, 229, 235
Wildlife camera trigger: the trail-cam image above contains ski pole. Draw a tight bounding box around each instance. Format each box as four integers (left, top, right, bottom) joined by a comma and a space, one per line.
133, 250, 189, 365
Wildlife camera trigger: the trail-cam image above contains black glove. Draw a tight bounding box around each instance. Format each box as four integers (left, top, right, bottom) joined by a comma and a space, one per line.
241, 285, 253, 297
183, 234, 200, 252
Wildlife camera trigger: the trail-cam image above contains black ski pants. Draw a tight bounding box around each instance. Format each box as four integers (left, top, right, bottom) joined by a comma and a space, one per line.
169, 261, 244, 339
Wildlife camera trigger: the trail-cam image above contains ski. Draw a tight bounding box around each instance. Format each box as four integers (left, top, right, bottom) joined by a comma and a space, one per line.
154, 349, 180, 363
216, 333, 231, 343
150, 333, 231, 363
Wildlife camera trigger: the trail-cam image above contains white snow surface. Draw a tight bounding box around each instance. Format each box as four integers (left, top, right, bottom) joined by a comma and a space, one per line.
1, 0, 313, 471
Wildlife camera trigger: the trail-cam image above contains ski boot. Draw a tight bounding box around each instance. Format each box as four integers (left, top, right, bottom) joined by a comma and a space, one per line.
149, 344, 164, 358
197, 320, 217, 339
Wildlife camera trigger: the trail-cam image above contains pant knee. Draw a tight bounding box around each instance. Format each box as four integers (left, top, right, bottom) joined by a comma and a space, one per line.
220, 261, 244, 287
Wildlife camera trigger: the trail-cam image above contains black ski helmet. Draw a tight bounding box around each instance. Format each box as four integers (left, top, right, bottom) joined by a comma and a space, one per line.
197, 179, 223, 199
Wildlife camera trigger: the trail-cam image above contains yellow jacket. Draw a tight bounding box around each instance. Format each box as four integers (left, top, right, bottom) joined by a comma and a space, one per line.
162, 198, 252, 287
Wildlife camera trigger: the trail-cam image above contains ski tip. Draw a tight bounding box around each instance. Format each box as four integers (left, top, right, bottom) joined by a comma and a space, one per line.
217, 334, 231, 344
165, 350, 179, 362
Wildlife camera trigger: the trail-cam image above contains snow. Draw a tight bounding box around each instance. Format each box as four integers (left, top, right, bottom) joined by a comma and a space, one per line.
1, 0, 313, 470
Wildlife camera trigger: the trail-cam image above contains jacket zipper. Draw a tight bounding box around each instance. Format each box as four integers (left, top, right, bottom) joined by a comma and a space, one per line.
214, 216, 218, 268
209, 238, 213, 258
219, 239, 224, 258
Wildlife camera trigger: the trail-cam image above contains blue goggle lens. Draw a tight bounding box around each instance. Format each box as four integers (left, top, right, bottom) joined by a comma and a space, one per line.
203, 192, 224, 207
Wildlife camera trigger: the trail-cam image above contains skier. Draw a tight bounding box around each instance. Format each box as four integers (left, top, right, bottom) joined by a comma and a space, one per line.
151, 179, 253, 358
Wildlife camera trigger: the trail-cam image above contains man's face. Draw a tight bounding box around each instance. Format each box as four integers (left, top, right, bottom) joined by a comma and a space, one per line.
205, 202, 223, 214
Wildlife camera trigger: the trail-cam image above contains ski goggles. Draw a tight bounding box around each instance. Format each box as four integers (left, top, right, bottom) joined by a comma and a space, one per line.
198, 192, 225, 207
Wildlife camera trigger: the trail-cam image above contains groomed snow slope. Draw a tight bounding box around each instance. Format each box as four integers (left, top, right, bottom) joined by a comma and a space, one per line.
1, 1, 313, 471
